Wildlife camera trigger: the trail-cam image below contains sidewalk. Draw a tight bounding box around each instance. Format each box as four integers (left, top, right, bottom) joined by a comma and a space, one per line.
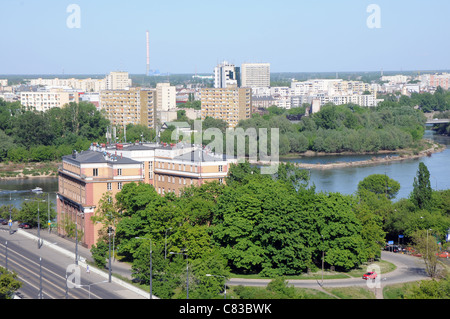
20, 226, 135, 281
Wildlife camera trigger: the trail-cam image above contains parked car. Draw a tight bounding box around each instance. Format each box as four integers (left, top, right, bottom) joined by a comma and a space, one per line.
18, 222, 32, 229
0, 219, 6, 224
362, 272, 377, 280
1, 220, 8, 225
437, 251, 450, 258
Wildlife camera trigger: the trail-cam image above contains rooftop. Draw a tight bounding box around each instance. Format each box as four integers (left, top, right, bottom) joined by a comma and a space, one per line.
63, 150, 141, 165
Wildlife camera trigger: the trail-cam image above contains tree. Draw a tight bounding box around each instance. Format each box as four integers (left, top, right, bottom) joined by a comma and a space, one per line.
357, 174, 400, 199
411, 163, 433, 210
411, 229, 440, 278
0, 267, 22, 299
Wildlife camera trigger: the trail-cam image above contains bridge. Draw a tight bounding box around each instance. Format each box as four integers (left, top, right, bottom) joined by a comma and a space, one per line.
425, 118, 450, 125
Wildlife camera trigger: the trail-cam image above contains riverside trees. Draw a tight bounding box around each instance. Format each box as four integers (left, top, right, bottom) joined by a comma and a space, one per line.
0, 100, 109, 162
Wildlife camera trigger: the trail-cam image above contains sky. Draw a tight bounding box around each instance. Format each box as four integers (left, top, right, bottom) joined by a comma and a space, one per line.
1, 0, 449, 75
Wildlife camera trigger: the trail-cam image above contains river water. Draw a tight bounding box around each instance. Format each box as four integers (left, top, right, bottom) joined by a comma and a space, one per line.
286, 130, 450, 200
0, 130, 449, 209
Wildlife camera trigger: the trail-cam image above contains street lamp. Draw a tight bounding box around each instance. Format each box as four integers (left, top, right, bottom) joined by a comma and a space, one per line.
170, 250, 188, 299
38, 242, 58, 299
25, 198, 45, 249
135, 237, 153, 299
108, 227, 114, 283
205, 274, 227, 299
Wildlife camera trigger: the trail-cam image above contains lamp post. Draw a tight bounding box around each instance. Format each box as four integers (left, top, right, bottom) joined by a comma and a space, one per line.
108, 227, 114, 283
25, 198, 45, 249
205, 274, 227, 299
135, 237, 153, 299
170, 250, 188, 299
38, 242, 58, 299
4, 241, 8, 270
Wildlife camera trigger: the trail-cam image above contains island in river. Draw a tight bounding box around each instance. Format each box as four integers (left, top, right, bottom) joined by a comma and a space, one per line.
0, 139, 446, 179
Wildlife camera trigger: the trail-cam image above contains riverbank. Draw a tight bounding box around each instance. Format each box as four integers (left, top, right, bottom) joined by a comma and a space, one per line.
284, 139, 445, 170
0, 161, 59, 180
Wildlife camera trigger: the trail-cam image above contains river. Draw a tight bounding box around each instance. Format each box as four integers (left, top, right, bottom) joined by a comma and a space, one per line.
0, 130, 449, 209
285, 130, 450, 200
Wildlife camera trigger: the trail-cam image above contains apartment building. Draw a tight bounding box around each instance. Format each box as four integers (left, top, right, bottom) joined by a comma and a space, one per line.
241, 63, 270, 88
56, 149, 143, 248
200, 87, 252, 128
106, 71, 132, 90
28, 78, 107, 92
26, 71, 132, 92
100, 88, 157, 129
20, 89, 80, 112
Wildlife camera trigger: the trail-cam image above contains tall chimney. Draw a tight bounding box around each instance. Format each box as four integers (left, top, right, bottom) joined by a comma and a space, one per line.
146, 30, 150, 76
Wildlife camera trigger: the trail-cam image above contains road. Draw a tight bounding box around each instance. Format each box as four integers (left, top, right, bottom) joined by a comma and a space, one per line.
227, 251, 430, 290
0, 225, 146, 299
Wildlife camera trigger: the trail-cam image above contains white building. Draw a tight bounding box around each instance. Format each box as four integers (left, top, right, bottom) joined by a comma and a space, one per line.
214, 61, 239, 89
20, 90, 80, 112
0, 79, 8, 87
105, 71, 132, 90
156, 83, 177, 112
241, 63, 270, 88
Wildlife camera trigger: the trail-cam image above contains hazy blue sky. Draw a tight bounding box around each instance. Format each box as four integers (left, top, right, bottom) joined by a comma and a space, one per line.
1, 0, 449, 75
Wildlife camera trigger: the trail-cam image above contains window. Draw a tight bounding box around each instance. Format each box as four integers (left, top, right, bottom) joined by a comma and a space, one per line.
148, 162, 153, 179
93, 168, 98, 176
218, 165, 223, 172
117, 168, 122, 176
118, 182, 123, 190
219, 178, 224, 184
107, 183, 112, 191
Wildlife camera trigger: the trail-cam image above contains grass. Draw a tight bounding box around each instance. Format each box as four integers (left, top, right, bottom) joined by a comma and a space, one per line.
323, 287, 376, 299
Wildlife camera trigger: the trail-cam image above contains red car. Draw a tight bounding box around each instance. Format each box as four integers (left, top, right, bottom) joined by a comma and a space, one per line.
18, 222, 32, 229
362, 272, 377, 280
437, 252, 450, 258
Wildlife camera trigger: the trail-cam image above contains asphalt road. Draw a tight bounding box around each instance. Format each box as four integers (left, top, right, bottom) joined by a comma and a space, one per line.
0, 226, 146, 299
227, 251, 430, 290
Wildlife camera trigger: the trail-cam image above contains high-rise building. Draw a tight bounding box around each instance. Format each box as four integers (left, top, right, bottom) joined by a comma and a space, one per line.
241, 63, 270, 88
105, 71, 132, 90
156, 83, 176, 112
200, 87, 252, 128
214, 61, 240, 88
100, 88, 157, 129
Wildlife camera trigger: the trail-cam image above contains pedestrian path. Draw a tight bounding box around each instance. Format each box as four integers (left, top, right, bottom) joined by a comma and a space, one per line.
19, 226, 135, 281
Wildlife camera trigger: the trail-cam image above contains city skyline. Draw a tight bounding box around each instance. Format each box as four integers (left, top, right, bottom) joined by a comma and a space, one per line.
1, 0, 449, 75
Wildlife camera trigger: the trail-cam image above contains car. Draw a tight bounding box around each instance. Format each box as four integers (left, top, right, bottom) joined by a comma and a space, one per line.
0, 219, 6, 224
362, 272, 377, 280
18, 222, 32, 229
437, 251, 450, 258
1, 220, 8, 225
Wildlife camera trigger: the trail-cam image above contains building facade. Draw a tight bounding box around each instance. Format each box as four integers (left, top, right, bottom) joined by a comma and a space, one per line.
56, 149, 143, 248
241, 63, 270, 88
200, 87, 252, 127
99, 88, 157, 129
214, 61, 240, 89
20, 90, 80, 112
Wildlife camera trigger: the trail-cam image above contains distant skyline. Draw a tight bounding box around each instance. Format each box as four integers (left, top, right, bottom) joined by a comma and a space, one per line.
1, 0, 449, 75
